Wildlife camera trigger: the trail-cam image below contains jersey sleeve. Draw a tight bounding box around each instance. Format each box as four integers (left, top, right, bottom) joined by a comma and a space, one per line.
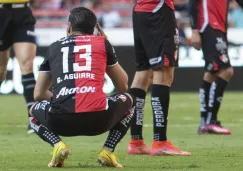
188, 0, 199, 29
39, 48, 51, 72
105, 39, 118, 67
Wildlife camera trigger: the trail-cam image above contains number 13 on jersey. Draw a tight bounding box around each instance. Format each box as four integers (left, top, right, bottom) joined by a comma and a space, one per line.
61, 45, 92, 73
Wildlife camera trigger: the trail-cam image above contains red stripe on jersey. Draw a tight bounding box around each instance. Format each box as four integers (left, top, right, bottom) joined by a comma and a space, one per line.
74, 35, 107, 113
197, 0, 227, 33
134, 0, 174, 12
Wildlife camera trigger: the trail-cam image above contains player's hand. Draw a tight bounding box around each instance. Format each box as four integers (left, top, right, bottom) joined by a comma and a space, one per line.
96, 23, 108, 39
191, 29, 201, 50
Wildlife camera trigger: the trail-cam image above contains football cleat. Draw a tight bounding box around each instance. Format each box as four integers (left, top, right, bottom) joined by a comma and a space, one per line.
48, 141, 70, 167
197, 126, 208, 135
205, 121, 231, 135
151, 140, 191, 156
128, 139, 151, 155
27, 124, 35, 134
97, 148, 123, 168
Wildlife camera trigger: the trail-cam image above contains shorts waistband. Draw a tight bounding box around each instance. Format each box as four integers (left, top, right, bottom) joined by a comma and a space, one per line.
0, 2, 29, 8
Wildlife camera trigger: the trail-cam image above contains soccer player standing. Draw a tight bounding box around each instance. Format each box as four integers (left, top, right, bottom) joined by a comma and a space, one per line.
0, 0, 36, 133
128, 0, 191, 156
189, 0, 243, 135
29, 7, 135, 168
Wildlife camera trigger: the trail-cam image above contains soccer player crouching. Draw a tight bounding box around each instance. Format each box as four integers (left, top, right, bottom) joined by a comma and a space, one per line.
29, 7, 135, 168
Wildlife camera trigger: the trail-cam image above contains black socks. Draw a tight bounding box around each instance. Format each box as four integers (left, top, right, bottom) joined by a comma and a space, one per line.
151, 84, 170, 141
22, 73, 36, 117
207, 77, 228, 123
129, 88, 146, 140
29, 117, 61, 146
199, 80, 211, 128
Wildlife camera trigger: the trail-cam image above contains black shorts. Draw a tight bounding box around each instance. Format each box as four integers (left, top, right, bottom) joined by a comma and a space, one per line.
201, 26, 231, 74
31, 93, 133, 136
133, 4, 179, 71
0, 3, 36, 51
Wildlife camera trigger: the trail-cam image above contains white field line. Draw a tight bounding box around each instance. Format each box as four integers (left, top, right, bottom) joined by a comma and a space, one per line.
0, 123, 241, 128
143, 123, 242, 128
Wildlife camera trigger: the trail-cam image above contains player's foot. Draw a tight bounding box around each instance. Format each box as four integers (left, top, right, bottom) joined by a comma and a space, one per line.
151, 140, 191, 156
128, 139, 151, 155
205, 120, 231, 135
97, 148, 123, 168
27, 124, 35, 134
48, 141, 70, 167
197, 126, 208, 135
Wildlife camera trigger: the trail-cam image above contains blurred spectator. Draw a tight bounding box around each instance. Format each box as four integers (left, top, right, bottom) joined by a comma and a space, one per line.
175, 11, 190, 46
98, 3, 121, 28
229, 0, 243, 28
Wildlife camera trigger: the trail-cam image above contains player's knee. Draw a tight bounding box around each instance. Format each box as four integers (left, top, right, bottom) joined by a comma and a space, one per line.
29, 104, 36, 116
132, 70, 152, 89
18, 59, 33, 74
218, 67, 234, 81
225, 67, 234, 78
153, 67, 174, 86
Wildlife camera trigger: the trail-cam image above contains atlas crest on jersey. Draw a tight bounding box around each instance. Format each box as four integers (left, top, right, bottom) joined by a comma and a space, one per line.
118, 94, 127, 102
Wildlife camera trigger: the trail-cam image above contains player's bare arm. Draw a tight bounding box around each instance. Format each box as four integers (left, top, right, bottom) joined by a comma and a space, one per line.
188, 0, 201, 50
34, 72, 53, 101
106, 64, 128, 93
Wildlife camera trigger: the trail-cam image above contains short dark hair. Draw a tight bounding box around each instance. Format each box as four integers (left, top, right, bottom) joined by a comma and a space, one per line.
68, 7, 97, 34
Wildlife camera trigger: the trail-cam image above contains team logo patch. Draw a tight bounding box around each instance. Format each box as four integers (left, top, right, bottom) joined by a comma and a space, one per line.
163, 55, 170, 67
220, 54, 229, 63
118, 94, 127, 102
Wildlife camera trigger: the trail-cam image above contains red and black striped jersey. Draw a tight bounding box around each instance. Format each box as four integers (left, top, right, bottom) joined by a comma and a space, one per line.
134, 0, 174, 13
189, 0, 229, 33
39, 35, 117, 113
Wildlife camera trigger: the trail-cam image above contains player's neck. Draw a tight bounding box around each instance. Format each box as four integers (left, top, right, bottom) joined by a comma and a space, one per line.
69, 31, 88, 36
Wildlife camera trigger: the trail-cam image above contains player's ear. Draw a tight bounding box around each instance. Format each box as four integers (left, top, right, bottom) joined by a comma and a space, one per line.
67, 22, 72, 36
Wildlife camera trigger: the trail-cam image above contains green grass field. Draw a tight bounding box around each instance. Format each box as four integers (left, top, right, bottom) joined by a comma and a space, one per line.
1, 93, 243, 171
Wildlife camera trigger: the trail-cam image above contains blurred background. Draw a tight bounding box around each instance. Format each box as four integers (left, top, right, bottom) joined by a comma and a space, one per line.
1, 0, 243, 95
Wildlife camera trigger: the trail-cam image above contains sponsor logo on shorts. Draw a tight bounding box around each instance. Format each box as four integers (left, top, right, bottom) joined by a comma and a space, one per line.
56, 86, 96, 98
207, 63, 213, 71
118, 94, 127, 102
215, 37, 227, 54
27, 30, 36, 37
149, 57, 162, 65
12, 4, 25, 8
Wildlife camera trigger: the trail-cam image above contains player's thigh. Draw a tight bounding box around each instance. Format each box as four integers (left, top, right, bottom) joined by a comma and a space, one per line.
0, 8, 13, 53
13, 42, 36, 74
201, 26, 231, 74
141, 5, 179, 70
133, 11, 151, 72
13, 7, 36, 74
